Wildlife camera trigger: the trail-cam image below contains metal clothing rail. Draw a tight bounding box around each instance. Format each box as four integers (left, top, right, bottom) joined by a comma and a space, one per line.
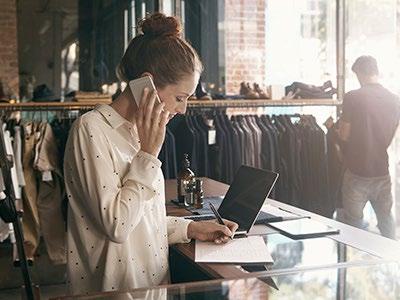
0, 120, 34, 300
0, 101, 111, 111
187, 99, 342, 108
0, 99, 341, 112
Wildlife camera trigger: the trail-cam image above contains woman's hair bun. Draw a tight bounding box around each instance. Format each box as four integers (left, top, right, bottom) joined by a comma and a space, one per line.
139, 13, 182, 38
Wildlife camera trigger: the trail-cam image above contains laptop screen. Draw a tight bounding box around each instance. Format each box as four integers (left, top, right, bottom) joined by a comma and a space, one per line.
218, 166, 279, 233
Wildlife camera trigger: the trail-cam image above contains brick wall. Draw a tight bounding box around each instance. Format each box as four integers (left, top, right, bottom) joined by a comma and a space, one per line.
0, 0, 19, 97
225, 0, 266, 95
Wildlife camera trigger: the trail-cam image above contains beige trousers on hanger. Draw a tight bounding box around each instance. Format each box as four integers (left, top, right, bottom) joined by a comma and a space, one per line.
22, 122, 40, 259
35, 122, 66, 264
22, 122, 66, 264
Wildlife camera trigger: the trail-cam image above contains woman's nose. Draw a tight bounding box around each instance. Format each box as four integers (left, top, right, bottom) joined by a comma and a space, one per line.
176, 102, 187, 115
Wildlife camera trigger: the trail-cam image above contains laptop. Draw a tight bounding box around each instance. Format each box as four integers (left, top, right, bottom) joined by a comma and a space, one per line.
186, 165, 279, 236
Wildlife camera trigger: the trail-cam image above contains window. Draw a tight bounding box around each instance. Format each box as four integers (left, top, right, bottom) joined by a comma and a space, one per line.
192, 0, 337, 96
61, 42, 79, 95
345, 0, 400, 232
345, 0, 399, 93
265, 0, 336, 90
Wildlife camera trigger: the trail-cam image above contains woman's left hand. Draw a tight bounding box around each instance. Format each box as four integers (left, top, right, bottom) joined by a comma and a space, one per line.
187, 219, 239, 244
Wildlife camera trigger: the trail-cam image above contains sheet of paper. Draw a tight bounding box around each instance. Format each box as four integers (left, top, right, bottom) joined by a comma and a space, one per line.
195, 236, 273, 264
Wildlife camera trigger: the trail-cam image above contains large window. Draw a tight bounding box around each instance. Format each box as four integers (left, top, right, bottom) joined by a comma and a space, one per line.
185, 0, 337, 97
266, 0, 336, 88
345, 0, 400, 93
345, 0, 400, 234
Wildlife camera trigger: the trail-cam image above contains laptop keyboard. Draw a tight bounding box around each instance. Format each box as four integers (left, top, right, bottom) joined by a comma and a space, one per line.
181, 196, 281, 224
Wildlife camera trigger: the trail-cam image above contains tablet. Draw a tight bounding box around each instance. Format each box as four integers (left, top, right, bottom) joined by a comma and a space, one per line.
267, 218, 340, 240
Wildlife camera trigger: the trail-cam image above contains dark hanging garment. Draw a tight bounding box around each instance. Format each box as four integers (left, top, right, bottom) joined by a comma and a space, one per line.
225, 116, 242, 176
214, 113, 230, 183
190, 115, 209, 177
166, 128, 178, 179
326, 126, 344, 211
169, 115, 196, 174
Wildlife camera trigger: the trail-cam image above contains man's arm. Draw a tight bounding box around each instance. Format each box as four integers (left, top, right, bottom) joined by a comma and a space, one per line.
337, 93, 353, 142
337, 118, 351, 142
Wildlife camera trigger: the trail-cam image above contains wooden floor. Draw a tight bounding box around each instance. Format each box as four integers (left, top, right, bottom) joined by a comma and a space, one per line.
0, 241, 66, 300
0, 284, 65, 300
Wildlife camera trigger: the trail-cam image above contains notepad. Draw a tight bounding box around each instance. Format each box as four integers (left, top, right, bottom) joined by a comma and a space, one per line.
195, 236, 273, 264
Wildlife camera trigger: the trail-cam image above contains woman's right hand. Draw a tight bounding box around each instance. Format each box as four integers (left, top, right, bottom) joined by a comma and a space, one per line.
136, 88, 170, 157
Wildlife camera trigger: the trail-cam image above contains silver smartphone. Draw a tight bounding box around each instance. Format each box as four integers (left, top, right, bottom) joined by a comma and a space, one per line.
128, 76, 161, 106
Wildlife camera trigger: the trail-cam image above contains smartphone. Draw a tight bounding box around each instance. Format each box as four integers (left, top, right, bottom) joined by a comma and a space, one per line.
129, 76, 161, 106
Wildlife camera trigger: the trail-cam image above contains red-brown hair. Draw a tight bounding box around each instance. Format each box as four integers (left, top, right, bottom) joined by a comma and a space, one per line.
117, 13, 203, 88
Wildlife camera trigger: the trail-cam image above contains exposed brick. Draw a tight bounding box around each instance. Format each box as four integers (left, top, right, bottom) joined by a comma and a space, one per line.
225, 0, 266, 94
0, 0, 19, 97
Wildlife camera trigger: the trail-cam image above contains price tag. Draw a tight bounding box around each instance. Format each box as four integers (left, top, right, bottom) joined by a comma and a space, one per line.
25, 125, 32, 136
208, 129, 216, 145
42, 171, 53, 182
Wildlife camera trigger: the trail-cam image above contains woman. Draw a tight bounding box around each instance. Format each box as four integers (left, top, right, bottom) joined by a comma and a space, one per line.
64, 13, 238, 295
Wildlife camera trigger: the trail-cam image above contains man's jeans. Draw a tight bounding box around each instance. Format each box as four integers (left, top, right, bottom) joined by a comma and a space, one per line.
341, 169, 396, 239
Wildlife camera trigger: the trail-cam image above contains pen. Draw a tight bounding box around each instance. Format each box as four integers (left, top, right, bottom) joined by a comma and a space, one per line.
209, 203, 233, 239
209, 203, 224, 225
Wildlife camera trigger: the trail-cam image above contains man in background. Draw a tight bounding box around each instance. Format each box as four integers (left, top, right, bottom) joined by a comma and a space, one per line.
338, 55, 400, 239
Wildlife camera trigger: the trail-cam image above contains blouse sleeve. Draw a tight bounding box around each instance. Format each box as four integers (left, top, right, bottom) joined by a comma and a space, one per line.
64, 119, 161, 244
166, 216, 193, 244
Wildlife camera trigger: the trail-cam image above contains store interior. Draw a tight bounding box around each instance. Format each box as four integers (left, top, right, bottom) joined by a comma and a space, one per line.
1, 0, 400, 299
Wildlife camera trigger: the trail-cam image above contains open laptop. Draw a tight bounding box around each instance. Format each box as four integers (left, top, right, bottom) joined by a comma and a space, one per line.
186, 165, 279, 236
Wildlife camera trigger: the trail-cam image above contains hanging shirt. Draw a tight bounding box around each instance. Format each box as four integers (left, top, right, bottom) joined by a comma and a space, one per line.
2, 125, 21, 199
0, 190, 9, 242
64, 104, 192, 295
13, 126, 26, 187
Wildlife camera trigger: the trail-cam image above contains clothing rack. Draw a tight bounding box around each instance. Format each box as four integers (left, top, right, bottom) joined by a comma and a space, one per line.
0, 98, 341, 112
0, 120, 34, 300
187, 99, 342, 108
0, 101, 110, 112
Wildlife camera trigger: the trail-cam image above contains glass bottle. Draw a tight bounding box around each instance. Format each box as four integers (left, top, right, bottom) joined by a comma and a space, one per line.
177, 154, 195, 206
